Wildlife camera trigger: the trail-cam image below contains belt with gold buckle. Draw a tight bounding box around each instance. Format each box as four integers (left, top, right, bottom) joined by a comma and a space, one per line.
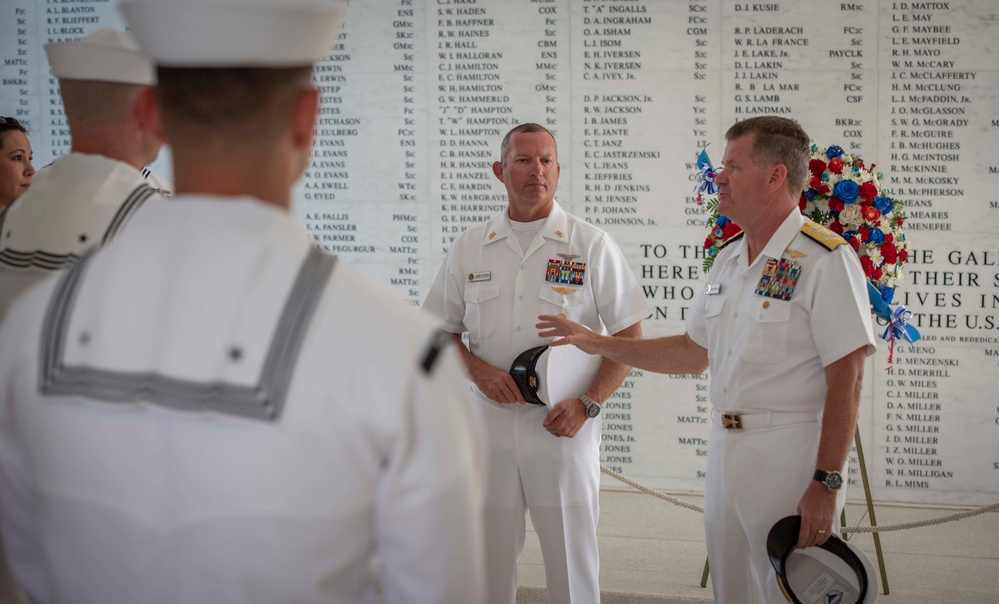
721, 413, 743, 430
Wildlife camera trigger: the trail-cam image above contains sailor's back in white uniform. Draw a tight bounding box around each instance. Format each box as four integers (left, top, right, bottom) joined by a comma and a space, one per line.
0, 2, 487, 603
0, 193, 486, 604
0, 28, 166, 321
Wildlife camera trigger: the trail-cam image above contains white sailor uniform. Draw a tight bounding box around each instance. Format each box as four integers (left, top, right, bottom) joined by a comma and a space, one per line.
0, 152, 160, 320
0, 195, 487, 604
686, 210, 876, 603
424, 201, 648, 604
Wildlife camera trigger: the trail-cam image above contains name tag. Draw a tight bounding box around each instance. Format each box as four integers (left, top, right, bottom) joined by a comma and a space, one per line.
705, 283, 722, 295
468, 271, 491, 282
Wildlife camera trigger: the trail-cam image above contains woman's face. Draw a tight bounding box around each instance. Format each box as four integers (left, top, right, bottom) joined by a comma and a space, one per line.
1, 130, 35, 207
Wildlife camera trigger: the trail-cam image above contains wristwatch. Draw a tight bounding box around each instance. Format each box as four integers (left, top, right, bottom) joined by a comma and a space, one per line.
813, 469, 844, 491
578, 394, 601, 418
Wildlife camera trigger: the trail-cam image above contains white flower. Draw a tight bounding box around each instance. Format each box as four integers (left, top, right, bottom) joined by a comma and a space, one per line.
839, 204, 862, 226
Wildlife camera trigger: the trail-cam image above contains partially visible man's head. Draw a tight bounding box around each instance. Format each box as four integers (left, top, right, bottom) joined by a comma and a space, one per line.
45, 29, 163, 168
725, 116, 810, 195
500, 123, 557, 165
0, 117, 34, 207
119, 0, 346, 193
155, 67, 312, 147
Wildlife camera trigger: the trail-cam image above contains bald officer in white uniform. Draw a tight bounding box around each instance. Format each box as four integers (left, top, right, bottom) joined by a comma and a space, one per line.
424, 123, 648, 604
537, 116, 876, 603
0, 29, 167, 321
0, 2, 486, 604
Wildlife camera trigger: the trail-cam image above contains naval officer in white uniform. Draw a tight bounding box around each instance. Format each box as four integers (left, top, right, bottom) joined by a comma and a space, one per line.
424, 123, 648, 604
0, 29, 168, 320
0, 2, 487, 603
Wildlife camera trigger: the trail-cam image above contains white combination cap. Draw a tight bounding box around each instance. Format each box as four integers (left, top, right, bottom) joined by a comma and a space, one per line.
119, 0, 347, 68
45, 28, 156, 85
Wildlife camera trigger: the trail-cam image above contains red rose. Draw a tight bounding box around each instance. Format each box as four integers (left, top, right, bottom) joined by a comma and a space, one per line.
883, 232, 893, 245
858, 226, 870, 241
818, 184, 831, 195
899, 247, 908, 262
722, 222, 741, 239
809, 158, 827, 178
810, 176, 822, 190
896, 215, 904, 226
859, 181, 879, 202
799, 193, 807, 212
862, 205, 881, 222
859, 255, 874, 276
849, 237, 861, 251
829, 220, 844, 234
829, 197, 844, 213
704, 237, 713, 249
828, 157, 845, 174
872, 268, 883, 281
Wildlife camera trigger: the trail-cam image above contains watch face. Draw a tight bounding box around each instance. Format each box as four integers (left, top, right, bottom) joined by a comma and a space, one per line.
586, 403, 600, 418
826, 472, 844, 490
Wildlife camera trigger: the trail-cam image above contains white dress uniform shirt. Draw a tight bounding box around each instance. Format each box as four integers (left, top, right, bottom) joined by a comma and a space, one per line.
0, 152, 159, 320
426, 201, 648, 377
685, 209, 876, 603
0, 195, 487, 604
424, 200, 648, 604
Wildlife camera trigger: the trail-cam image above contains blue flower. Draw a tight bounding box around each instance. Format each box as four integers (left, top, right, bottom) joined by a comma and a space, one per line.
873, 195, 893, 214
826, 145, 845, 159
879, 286, 895, 304
833, 179, 860, 203
843, 230, 857, 244
708, 247, 718, 257
717, 215, 730, 227
868, 228, 884, 244
804, 188, 816, 201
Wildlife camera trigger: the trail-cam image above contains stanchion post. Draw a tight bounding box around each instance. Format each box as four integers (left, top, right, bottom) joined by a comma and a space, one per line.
700, 558, 709, 589
849, 426, 890, 594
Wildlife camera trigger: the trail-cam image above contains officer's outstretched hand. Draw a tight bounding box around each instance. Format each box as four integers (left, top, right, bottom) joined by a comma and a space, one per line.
536, 314, 604, 356
467, 355, 525, 405
543, 398, 588, 438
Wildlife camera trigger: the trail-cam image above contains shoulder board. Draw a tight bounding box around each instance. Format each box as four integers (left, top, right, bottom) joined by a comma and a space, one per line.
800, 221, 846, 251
719, 230, 744, 250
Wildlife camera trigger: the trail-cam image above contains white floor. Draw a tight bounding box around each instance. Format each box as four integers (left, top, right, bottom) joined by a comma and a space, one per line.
517, 489, 999, 603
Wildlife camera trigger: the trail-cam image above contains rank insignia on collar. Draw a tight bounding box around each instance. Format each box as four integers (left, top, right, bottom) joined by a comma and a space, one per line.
488, 231, 496, 240
546, 259, 585, 286
555, 230, 564, 239
755, 258, 802, 301
551, 286, 575, 296
557, 253, 579, 261
785, 248, 807, 259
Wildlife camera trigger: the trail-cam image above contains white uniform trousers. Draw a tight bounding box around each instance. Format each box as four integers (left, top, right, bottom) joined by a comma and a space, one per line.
478, 393, 601, 604
704, 415, 847, 604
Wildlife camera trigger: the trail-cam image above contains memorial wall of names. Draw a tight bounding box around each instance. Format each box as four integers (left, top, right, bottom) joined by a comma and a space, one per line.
2, 0, 997, 506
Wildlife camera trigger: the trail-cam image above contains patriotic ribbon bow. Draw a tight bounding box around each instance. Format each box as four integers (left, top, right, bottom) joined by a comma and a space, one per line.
693, 147, 718, 209
868, 282, 921, 370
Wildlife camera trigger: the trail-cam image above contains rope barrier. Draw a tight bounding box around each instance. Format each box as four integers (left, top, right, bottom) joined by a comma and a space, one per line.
600, 463, 999, 533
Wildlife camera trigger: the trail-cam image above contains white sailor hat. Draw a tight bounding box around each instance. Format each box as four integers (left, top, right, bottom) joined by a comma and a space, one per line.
509, 343, 602, 408
44, 28, 156, 85
119, 0, 347, 68
767, 515, 879, 604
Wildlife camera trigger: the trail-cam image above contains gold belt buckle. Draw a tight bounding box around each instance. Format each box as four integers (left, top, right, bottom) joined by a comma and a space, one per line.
721, 413, 743, 430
